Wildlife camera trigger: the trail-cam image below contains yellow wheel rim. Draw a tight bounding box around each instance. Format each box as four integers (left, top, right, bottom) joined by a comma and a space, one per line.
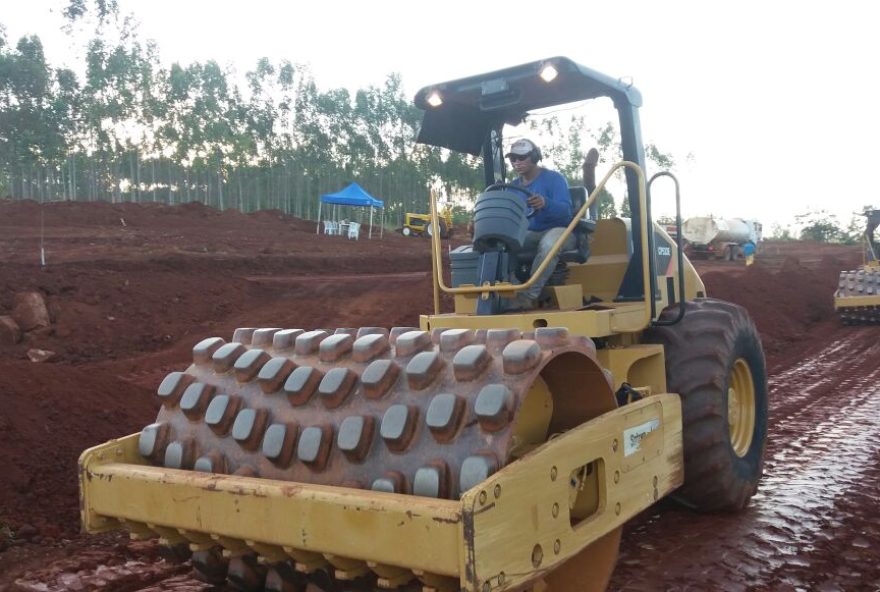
728, 358, 756, 457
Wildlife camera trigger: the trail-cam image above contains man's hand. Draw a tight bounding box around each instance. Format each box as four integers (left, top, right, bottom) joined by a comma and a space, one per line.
527, 194, 546, 210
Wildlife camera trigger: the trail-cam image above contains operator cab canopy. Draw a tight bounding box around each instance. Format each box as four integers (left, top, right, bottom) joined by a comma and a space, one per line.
414, 56, 652, 302
413, 56, 643, 156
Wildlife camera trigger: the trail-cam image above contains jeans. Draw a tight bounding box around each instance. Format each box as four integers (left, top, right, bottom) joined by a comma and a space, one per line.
521, 227, 575, 299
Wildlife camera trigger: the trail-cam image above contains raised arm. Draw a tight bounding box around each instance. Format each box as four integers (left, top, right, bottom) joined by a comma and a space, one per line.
582, 148, 599, 192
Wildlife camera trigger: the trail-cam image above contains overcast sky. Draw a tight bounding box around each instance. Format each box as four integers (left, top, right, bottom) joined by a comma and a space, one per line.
5, 0, 879, 232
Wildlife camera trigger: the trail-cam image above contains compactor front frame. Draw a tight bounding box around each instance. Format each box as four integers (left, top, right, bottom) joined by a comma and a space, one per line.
80, 395, 682, 591
835, 260, 880, 324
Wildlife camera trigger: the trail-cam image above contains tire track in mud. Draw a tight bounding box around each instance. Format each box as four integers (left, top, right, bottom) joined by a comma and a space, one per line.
610, 329, 880, 591
7, 553, 205, 592
744, 328, 880, 589
767, 328, 878, 434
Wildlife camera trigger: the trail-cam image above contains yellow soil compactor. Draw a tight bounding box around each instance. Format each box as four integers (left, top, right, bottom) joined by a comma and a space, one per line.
79, 57, 769, 592
401, 208, 454, 238
835, 208, 880, 324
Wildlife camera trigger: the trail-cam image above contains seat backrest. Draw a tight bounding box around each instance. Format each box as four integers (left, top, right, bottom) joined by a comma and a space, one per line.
569, 186, 587, 218
569, 186, 596, 230
562, 186, 593, 263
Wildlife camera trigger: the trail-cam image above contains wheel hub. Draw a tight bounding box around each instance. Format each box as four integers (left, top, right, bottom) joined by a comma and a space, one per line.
728, 358, 756, 457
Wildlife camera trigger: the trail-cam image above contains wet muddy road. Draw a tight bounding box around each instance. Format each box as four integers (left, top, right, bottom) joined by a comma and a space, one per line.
610, 326, 880, 592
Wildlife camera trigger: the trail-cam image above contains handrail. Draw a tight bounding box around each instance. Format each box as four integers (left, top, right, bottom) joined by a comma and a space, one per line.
430, 197, 441, 315
647, 171, 686, 327
429, 161, 652, 328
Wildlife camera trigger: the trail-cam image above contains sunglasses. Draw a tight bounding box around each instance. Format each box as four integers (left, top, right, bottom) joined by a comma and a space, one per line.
508, 154, 530, 162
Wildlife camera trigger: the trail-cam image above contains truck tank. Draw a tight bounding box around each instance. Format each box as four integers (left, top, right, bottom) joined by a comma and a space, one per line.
682, 217, 759, 246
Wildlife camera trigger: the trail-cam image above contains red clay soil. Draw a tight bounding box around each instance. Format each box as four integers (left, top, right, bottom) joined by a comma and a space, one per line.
0, 199, 877, 591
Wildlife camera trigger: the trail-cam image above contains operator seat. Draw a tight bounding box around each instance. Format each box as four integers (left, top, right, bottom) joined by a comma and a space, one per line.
515, 186, 595, 280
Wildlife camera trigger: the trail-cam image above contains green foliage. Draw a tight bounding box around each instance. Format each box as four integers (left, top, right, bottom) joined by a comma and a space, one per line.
0, 17, 674, 222
841, 215, 867, 245
63, 0, 119, 23
619, 195, 631, 218
0, 32, 77, 199
645, 143, 675, 170
795, 210, 844, 242
596, 188, 617, 218
769, 223, 794, 240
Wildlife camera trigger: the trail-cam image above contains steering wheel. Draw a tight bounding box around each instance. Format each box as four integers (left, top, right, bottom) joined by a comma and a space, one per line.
485, 183, 537, 218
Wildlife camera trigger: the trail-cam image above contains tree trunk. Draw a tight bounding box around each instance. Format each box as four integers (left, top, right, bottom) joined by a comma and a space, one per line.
167, 160, 173, 204
217, 161, 224, 211
238, 171, 244, 212
113, 159, 120, 203
70, 155, 76, 201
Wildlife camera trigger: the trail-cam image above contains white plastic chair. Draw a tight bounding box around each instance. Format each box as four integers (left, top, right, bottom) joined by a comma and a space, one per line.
322, 220, 334, 235
347, 222, 361, 240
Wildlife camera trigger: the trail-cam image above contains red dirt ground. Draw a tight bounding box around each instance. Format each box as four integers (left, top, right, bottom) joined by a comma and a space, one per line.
0, 199, 877, 591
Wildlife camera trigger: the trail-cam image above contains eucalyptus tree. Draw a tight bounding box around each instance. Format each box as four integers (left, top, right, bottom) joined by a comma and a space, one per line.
197, 60, 237, 209
272, 60, 298, 213
292, 74, 331, 213
51, 66, 81, 200
63, 0, 119, 23
0, 33, 70, 199
156, 62, 193, 200
77, 15, 159, 202
242, 57, 276, 209
156, 60, 237, 207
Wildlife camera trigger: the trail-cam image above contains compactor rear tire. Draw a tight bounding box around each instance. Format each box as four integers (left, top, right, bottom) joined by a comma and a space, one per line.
643, 298, 768, 512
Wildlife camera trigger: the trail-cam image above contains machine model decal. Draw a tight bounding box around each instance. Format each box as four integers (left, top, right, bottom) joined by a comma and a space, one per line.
624, 418, 661, 456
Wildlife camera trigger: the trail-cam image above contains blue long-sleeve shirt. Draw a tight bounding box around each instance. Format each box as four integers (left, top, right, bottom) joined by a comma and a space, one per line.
512, 169, 572, 231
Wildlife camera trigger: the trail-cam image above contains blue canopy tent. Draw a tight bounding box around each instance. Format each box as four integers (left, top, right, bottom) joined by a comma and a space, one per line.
317, 182, 385, 239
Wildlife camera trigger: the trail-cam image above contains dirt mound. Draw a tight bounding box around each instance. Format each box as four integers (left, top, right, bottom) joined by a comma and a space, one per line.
0, 361, 158, 541
697, 242, 862, 370
0, 199, 315, 233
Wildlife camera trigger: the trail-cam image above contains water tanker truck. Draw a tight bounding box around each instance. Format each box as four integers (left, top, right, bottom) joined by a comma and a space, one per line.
681, 217, 762, 260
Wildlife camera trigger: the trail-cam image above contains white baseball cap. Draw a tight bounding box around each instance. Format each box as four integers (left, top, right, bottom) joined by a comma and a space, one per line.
505, 138, 538, 157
